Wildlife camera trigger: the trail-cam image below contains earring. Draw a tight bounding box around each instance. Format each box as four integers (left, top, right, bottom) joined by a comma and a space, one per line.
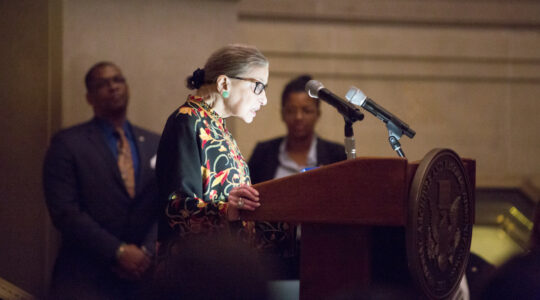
222, 90, 230, 99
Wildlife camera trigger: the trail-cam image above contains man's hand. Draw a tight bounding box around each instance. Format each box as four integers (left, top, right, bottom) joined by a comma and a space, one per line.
112, 244, 151, 281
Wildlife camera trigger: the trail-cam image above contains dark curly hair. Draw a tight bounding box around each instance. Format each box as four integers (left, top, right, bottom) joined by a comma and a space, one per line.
281, 74, 320, 110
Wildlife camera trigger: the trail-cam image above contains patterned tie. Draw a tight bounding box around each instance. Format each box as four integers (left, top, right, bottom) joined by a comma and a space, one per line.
116, 127, 136, 198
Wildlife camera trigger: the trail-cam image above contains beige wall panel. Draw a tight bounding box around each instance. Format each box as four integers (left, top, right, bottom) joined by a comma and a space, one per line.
234, 14, 540, 187
237, 21, 540, 60
239, 0, 540, 26
62, 0, 239, 133
235, 74, 519, 187
507, 30, 540, 59
507, 84, 540, 176
266, 56, 540, 81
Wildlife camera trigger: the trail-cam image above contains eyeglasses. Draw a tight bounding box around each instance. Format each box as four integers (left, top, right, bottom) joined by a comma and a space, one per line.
230, 76, 267, 95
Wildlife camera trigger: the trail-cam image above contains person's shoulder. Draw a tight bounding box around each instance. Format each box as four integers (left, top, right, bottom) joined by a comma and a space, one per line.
46, 120, 96, 155
130, 123, 159, 138
317, 137, 345, 150
317, 137, 347, 163
254, 136, 284, 149
50, 120, 95, 141
130, 123, 160, 146
167, 100, 206, 125
249, 137, 283, 163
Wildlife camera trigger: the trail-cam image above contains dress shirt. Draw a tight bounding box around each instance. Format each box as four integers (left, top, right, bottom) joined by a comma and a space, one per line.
274, 135, 318, 179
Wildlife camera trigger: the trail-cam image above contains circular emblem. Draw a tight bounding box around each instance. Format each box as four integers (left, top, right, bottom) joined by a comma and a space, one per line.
406, 149, 473, 299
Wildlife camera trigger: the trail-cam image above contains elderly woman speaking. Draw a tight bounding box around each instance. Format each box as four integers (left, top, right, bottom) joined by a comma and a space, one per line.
156, 44, 269, 246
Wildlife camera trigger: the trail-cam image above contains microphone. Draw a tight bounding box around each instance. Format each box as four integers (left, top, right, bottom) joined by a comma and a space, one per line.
305, 80, 364, 122
345, 87, 415, 138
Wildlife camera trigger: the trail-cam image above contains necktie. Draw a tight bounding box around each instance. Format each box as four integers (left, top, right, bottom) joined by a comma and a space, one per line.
116, 127, 136, 198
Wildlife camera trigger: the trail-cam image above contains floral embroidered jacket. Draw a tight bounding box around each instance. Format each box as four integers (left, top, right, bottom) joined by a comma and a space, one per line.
157, 95, 250, 240
157, 95, 292, 258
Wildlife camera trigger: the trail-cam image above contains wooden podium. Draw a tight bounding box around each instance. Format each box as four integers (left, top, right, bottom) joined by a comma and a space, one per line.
241, 153, 476, 300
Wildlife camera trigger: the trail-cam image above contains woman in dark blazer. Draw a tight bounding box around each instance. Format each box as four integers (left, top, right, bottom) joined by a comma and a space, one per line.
248, 75, 347, 279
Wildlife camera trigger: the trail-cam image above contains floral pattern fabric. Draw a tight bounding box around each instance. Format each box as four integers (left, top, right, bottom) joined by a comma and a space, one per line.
164, 95, 250, 237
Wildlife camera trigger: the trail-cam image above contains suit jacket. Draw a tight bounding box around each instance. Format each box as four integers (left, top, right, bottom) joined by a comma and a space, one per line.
248, 136, 347, 184
43, 118, 160, 298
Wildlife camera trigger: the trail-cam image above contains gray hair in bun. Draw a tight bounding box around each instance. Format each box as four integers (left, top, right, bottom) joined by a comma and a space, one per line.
187, 68, 205, 90
186, 44, 268, 90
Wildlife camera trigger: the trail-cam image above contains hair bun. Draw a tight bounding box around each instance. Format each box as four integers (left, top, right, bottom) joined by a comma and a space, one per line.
188, 68, 205, 90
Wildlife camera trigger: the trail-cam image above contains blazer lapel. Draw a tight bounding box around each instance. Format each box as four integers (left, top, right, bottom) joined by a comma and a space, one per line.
316, 137, 328, 166
132, 125, 154, 197
267, 138, 282, 179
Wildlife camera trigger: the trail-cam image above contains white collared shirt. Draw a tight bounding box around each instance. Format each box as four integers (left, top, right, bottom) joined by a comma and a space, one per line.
275, 136, 318, 241
274, 136, 318, 179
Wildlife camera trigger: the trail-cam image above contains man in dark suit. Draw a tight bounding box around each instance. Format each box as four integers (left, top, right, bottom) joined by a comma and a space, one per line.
43, 62, 160, 299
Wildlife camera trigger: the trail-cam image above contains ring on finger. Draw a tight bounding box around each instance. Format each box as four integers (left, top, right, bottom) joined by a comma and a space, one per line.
238, 197, 245, 208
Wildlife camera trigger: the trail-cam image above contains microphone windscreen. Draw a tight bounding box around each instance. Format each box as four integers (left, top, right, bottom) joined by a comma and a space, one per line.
305, 80, 324, 98
345, 87, 367, 106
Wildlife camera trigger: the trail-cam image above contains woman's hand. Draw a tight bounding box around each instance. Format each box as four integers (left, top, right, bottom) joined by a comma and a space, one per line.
227, 185, 261, 221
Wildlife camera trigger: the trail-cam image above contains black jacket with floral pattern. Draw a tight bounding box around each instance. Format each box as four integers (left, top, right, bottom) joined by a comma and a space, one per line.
156, 95, 250, 241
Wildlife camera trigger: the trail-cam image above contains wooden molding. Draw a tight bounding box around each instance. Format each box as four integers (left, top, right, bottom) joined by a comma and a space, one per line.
239, 0, 540, 28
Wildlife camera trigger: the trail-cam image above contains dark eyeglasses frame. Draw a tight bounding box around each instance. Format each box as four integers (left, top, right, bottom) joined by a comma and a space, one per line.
230, 76, 267, 95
